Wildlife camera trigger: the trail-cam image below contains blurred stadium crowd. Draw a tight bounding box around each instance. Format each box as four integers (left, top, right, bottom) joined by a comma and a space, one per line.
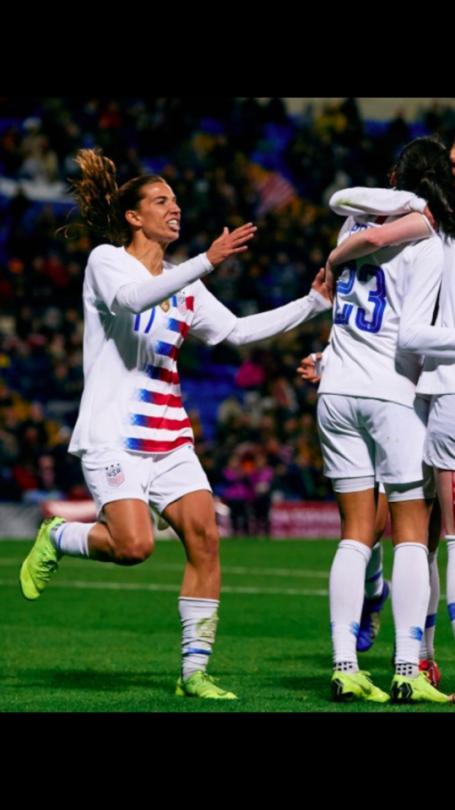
1, 97, 455, 532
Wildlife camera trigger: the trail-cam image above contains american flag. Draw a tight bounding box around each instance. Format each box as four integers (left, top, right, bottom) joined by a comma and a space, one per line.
256, 170, 297, 216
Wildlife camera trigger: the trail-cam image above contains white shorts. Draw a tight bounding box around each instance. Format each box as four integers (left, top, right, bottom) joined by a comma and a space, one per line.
317, 394, 430, 485
81, 445, 212, 518
424, 395, 455, 470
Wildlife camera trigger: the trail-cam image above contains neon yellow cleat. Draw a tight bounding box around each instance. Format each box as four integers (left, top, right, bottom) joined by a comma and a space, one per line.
390, 671, 455, 704
175, 671, 238, 700
331, 671, 390, 703
20, 517, 65, 601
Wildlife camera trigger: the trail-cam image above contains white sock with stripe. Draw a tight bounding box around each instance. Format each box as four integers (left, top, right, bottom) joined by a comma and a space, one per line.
419, 550, 440, 661
446, 538, 455, 640
330, 540, 372, 673
179, 597, 219, 682
50, 521, 92, 558
393, 543, 430, 679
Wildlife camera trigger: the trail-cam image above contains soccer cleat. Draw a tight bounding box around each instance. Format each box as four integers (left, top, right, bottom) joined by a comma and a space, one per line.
390, 671, 455, 704
357, 581, 390, 653
20, 517, 65, 601
419, 659, 441, 689
175, 671, 238, 700
331, 671, 390, 703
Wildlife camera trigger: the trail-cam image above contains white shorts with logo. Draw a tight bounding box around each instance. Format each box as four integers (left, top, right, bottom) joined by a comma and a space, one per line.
81, 444, 212, 518
317, 394, 430, 485
424, 394, 455, 470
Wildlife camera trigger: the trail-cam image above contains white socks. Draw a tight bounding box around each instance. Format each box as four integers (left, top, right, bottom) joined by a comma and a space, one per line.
50, 521, 92, 558
447, 538, 455, 640
330, 540, 372, 672
179, 597, 219, 682
419, 550, 440, 661
364, 542, 384, 600
392, 543, 430, 677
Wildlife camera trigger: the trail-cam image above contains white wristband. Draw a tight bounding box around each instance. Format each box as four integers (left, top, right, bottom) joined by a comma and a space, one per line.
310, 353, 323, 377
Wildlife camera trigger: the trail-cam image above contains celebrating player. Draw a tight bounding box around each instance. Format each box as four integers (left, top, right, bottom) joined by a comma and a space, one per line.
317, 136, 455, 704
325, 147, 455, 683
19, 149, 331, 701
299, 353, 442, 688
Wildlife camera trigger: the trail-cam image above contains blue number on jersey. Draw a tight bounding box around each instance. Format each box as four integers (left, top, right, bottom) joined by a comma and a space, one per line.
134, 309, 156, 334
355, 265, 387, 334
334, 261, 387, 333
334, 261, 356, 325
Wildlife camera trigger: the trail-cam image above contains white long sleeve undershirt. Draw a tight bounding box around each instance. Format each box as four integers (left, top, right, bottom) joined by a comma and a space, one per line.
398, 322, 455, 360
113, 253, 213, 315
225, 290, 331, 347
330, 187, 428, 218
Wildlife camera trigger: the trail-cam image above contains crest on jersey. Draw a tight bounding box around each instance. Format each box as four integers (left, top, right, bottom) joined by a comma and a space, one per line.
106, 463, 125, 488
176, 291, 187, 315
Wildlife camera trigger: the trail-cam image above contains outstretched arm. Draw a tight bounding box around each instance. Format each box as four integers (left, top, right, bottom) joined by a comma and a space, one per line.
113, 223, 257, 315
225, 270, 332, 347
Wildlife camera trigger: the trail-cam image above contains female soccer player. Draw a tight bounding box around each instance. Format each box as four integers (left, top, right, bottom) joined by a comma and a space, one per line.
19, 149, 331, 700
299, 352, 442, 687
326, 149, 455, 689
316, 137, 455, 704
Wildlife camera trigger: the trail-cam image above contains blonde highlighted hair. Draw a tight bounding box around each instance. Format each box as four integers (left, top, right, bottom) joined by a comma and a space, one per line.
70, 149, 165, 246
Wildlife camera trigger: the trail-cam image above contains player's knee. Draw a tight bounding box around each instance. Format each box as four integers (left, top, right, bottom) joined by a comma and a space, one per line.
115, 535, 155, 566
205, 529, 220, 564
190, 521, 220, 564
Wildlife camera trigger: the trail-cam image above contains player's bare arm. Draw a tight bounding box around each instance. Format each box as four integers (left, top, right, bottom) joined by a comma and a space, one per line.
325, 213, 432, 301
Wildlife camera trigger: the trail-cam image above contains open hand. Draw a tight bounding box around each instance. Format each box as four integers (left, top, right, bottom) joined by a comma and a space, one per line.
297, 354, 323, 384
207, 224, 257, 267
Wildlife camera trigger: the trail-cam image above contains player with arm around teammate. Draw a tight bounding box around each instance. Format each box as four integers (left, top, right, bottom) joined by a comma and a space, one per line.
299, 349, 442, 688
19, 149, 332, 701
299, 347, 391, 653
326, 150, 455, 682
316, 137, 455, 704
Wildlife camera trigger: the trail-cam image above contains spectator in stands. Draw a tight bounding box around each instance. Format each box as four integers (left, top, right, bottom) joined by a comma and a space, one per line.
220, 454, 254, 536
249, 451, 274, 536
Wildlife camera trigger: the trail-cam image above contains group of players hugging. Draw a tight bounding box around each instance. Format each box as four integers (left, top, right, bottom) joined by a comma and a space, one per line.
18, 136, 455, 704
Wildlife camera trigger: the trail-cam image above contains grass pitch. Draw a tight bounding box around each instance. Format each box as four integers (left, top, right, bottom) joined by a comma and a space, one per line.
0, 539, 454, 713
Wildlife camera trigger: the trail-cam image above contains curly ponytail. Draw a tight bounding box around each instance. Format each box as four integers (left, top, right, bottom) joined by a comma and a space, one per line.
392, 137, 455, 237
70, 149, 166, 246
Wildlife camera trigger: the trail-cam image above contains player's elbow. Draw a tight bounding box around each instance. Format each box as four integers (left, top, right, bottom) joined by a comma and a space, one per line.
397, 327, 420, 354
225, 322, 243, 347
364, 229, 390, 251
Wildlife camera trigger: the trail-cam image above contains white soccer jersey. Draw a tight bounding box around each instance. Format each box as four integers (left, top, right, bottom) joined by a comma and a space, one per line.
419, 236, 455, 394
330, 187, 455, 396
319, 215, 444, 407
69, 245, 237, 458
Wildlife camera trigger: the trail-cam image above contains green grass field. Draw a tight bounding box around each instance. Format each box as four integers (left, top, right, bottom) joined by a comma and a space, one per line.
1, 539, 454, 713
